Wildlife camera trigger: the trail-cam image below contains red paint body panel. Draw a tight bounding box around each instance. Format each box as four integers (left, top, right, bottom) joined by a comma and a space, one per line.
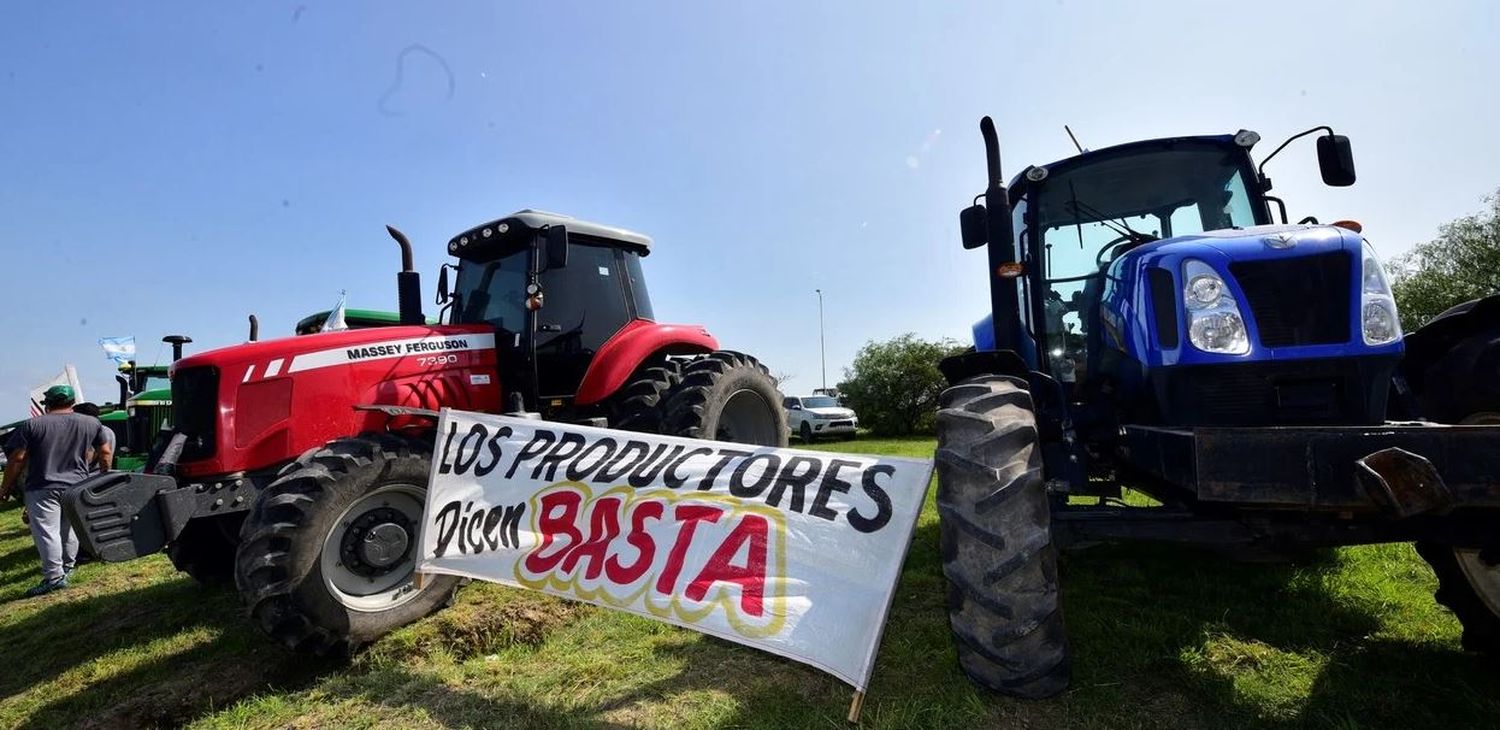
171, 325, 502, 478
572, 319, 718, 406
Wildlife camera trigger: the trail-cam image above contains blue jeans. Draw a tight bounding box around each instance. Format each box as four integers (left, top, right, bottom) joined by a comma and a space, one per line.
25, 488, 78, 583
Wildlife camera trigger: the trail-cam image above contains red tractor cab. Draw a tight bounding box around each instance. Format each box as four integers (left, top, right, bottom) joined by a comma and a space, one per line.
66, 210, 788, 653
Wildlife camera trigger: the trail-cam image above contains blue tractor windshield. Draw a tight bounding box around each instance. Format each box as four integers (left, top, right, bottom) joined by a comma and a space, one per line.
1033, 144, 1262, 281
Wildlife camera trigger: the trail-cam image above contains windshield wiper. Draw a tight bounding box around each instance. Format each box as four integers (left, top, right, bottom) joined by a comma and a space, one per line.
1064, 187, 1157, 244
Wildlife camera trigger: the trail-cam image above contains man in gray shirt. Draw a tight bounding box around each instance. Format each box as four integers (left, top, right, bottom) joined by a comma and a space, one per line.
1, 384, 112, 596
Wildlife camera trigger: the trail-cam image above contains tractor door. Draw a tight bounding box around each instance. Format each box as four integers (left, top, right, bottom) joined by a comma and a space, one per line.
533, 241, 639, 400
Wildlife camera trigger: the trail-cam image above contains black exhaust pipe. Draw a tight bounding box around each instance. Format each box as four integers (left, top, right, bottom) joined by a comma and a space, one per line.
162, 335, 192, 362
248, 314, 259, 342
977, 116, 1020, 355
386, 225, 425, 326
115, 373, 132, 452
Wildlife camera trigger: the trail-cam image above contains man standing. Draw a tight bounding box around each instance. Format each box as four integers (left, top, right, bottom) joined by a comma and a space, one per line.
0, 385, 112, 597
71, 402, 115, 476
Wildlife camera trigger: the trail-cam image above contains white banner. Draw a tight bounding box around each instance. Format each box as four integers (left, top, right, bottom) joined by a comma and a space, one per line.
417, 410, 933, 690
27, 366, 84, 417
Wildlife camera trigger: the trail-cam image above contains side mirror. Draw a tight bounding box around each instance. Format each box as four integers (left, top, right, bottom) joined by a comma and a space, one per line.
1317, 134, 1356, 187
960, 204, 988, 249
435, 265, 450, 305
545, 226, 570, 269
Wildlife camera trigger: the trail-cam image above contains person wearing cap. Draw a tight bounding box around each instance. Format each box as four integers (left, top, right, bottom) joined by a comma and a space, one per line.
0, 384, 113, 597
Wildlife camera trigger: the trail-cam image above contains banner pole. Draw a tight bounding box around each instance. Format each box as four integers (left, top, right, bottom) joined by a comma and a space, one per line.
847, 691, 865, 724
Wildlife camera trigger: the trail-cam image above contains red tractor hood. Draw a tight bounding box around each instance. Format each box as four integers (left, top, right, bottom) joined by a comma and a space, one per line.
168, 325, 501, 478
170, 325, 495, 377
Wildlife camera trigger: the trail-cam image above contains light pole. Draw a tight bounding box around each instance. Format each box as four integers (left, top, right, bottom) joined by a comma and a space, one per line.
815, 289, 826, 391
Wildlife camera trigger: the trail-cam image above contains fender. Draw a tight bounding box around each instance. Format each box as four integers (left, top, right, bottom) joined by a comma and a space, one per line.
1399, 294, 1500, 395
573, 319, 718, 406
939, 349, 1030, 386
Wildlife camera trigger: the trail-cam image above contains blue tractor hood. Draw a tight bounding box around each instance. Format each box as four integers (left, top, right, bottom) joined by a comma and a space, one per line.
1126, 223, 1352, 264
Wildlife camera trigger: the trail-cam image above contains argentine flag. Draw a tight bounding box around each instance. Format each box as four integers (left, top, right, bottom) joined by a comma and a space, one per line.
99, 336, 136, 366
323, 291, 349, 332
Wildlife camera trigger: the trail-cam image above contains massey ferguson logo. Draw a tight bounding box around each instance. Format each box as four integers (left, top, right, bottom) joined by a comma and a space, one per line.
345, 338, 470, 361
272, 333, 496, 377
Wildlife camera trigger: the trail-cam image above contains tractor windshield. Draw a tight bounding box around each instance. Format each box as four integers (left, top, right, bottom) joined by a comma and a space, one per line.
1027, 141, 1263, 381
453, 249, 529, 333
139, 373, 169, 392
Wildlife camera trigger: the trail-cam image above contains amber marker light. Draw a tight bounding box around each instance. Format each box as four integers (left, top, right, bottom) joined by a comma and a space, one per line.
996, 262, 1026, 278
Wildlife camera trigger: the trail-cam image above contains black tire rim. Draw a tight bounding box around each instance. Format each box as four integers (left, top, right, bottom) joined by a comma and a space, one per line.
716, 388, 782, 445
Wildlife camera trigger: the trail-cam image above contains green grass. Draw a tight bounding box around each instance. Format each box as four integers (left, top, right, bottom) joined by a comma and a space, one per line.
2, 437, 1498, 729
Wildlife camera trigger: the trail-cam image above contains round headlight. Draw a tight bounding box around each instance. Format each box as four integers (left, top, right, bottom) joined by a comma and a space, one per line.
1188, 275, 1224, 306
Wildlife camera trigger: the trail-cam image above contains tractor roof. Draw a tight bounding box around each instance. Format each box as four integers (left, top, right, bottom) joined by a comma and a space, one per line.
1008, 133, 1239, 192
449, 210, 653, 256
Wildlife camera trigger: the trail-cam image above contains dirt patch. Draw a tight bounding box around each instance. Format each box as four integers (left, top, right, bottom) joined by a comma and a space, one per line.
362, 589, 585, 665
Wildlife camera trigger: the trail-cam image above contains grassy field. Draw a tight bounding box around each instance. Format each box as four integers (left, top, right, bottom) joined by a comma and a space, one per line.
2, 436, 1499, 729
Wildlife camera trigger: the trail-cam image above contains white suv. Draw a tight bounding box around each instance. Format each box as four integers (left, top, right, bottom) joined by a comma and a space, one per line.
784, 395, 859, 441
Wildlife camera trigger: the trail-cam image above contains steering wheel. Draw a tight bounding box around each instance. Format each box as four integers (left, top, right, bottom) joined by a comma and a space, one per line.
1095, 234, 1138, 267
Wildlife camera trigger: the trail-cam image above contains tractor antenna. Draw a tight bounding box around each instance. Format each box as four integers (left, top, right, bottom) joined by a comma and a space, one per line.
1065, 125, 1085, 154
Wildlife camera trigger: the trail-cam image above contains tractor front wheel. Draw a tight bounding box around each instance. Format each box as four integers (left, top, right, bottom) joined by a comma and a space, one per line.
1415, 329, 1500, 656
662, 351, 788, 446
235, 433, 459, 655
936, 374, 1069, 698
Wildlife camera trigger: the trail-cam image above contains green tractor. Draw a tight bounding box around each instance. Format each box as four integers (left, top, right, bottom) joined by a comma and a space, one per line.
294, 308, 436, 336
108, 335, 194, 471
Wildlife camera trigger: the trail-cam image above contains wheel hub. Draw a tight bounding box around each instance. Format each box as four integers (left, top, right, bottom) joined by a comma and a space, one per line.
341, 507, 414, 576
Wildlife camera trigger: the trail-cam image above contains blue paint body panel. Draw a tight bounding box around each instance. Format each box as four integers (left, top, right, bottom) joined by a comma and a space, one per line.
971, 224, 1404, 387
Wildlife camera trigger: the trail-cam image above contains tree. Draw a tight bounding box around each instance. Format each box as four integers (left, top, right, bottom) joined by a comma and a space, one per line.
1389, 189, 1500, 327
839, 333, 968, 436
770, 370, 795, 389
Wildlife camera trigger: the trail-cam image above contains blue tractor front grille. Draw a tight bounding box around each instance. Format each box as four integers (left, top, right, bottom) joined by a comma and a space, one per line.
1231, 252, 1351, 347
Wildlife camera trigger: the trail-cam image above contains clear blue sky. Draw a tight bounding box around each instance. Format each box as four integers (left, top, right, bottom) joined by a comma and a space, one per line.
2, 1, 1496, 421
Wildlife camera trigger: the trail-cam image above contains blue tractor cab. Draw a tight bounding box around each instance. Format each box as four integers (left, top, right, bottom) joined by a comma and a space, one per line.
934, 117, 1500, 699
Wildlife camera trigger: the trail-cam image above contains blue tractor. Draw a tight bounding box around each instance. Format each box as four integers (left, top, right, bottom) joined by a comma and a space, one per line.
937, 117, 1500, 698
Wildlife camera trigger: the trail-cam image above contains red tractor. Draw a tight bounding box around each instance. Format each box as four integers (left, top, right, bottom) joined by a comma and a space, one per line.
66, 210, 788, 653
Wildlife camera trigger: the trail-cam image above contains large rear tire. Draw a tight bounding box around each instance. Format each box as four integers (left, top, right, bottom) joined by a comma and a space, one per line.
936, 375, 1069, 698
661, 351, 788, 446
1415, 330, 1500, 424
607, 358, 682, 433
167, 513, 244, 586
235, 433, 459, 655
1417, 540, 1500, 654
1414, 329, 1500, 656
